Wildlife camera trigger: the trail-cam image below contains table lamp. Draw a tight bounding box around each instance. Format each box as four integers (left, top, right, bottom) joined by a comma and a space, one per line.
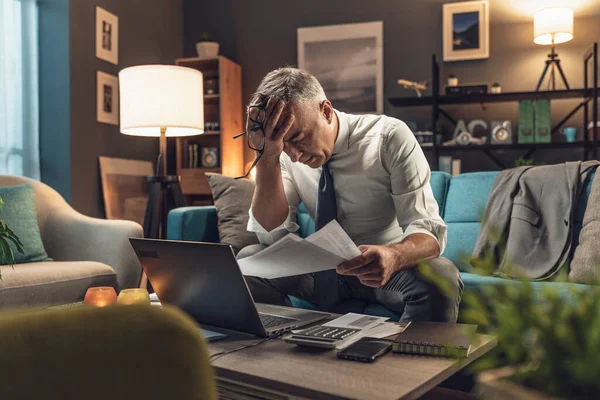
119, 65, 204, 238
534, 7, 574, 91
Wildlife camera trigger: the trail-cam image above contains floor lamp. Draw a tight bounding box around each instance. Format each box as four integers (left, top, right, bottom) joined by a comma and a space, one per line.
119, 65, 204, 239
534, 7, 574, 91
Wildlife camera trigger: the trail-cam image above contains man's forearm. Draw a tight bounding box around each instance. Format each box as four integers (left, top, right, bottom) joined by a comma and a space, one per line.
389, 233, 441, 272
251, 158, 290, 232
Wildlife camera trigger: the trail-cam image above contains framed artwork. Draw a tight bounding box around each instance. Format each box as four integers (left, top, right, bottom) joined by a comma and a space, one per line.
298, 21, 383, 114
96, 6, 119, 65
97, 71, 119, 125
443, 1, 489, 62
99, 157, 154, 226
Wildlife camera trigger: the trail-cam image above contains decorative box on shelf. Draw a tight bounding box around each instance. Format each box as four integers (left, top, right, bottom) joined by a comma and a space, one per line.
445, 84, 489, 96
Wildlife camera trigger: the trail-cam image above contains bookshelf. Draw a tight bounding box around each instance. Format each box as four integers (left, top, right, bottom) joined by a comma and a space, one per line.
387, 42, 598, 170
175, 56, 244, 204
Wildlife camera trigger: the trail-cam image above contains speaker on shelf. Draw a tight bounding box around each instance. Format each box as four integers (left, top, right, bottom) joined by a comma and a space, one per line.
201, 147, 219, 168
491, 121, 513, 144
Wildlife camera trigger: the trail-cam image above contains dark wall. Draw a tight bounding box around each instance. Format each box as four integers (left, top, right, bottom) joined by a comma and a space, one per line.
39, 0, 71, 202
69, 0, 183, 217
183, 0, 600, 172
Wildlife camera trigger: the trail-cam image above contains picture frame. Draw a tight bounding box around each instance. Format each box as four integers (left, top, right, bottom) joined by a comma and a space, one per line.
443, 1, 489, 62
298, 21, 383, 114
97, 71, 119, 126
96, 6, 119, 65
99, 156, 154, 225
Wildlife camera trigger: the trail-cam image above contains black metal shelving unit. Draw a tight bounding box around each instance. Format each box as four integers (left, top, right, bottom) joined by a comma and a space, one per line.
388, 43, 598, 170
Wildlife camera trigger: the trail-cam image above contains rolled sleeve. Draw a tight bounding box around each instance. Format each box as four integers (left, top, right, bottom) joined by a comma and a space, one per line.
247, 206, 299, 245
384, 123, 448, 254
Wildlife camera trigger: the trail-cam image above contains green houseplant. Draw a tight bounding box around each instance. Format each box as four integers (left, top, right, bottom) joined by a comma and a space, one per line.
0, 196, 24, 279
195, 32, 219, 58
419, 228, 600, 399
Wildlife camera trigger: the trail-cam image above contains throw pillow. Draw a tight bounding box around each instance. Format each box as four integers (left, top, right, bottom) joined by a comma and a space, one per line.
205, 173, 259, 254
0, 184, 49, 264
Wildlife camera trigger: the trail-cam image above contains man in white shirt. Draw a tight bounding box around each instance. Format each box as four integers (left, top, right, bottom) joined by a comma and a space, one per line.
239, 68, 463, 322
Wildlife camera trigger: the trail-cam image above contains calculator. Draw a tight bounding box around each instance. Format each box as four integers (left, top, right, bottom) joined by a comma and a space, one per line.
283, 325, 361, 349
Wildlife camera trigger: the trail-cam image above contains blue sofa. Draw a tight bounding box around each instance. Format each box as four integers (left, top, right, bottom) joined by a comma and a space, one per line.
168, 171, 595, 321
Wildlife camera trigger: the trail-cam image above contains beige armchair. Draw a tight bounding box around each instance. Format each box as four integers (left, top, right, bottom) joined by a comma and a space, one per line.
0, 176, 143, 308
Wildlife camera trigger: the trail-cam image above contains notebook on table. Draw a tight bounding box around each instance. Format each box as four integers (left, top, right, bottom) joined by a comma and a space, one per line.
390, 322, 477, 358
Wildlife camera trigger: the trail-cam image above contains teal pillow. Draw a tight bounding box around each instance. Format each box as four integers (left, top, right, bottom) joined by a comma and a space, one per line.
0, 184, 49, 264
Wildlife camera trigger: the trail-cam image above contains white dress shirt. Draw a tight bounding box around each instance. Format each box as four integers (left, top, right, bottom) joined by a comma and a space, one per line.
247, 110, 447, 254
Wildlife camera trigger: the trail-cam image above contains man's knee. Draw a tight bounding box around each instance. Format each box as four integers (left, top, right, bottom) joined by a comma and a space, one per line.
423, 257, 464, 322
237, 244, 268, 260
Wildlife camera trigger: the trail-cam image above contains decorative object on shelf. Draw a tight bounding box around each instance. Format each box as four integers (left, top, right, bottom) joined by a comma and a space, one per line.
447, 74, 458, 87
517, 100, 534, 144
119, 65, 204, 238
204, 121, 220, 131
439, 156, 453, 174
201, 147, 219, 168
196, 32, 219, 58
96, 71, 119, 126
451, 159, 462, 176
84, 287, 117, 307
443, 131, 487, 146
414, 131, 434, 147
452, 119, 468, 138
588, 121, 600, 142
445, 83, 488, 96
534, 7, 573, 91
443, 0, 489, 62
561, 127, 577, 143
99, 157, 154, 227
298, 21, 383, 114
490, 82, 502, 94
534, 99, 551, 143
397, 79, 428, 97
467, 119, 488, 136
186, 142, 199, 168
204, 78, 219, 95
490, 121, 512, 144
117, 288, 151, 305
95, 7, 118, 65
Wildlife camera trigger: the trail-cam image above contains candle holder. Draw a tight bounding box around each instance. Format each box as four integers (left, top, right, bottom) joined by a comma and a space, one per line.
84, 287, 117, 307
117, 288, 151, 305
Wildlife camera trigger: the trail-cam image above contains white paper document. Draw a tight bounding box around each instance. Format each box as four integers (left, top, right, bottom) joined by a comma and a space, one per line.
237, 220, 361, 279
322, 312, 389, 330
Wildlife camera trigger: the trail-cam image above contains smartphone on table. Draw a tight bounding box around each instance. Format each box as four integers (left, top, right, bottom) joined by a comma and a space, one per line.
336, 337, 392, 363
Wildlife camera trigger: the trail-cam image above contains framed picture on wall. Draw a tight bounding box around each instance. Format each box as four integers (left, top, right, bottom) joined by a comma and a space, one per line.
298, 21, 383, 114
96, 6, 119, 65
97, 71, 119, 125
443, 1, 489, 62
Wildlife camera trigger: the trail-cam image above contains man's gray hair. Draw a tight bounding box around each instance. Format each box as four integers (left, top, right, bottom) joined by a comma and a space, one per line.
250, 67, 327, 106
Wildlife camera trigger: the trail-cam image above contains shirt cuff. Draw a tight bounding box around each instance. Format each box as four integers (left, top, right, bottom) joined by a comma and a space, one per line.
247, 206, 300, 245
402, 221, 447, 256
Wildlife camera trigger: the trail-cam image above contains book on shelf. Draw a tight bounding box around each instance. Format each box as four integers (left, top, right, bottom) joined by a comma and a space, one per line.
187, 143, 199, 168
390, 321, 477, 358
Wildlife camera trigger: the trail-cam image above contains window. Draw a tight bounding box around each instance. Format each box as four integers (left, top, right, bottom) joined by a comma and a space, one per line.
0, 0, 40, 179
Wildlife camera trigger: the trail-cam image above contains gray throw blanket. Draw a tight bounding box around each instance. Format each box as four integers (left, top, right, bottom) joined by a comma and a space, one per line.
569, 169, 600, 284
472, 161, 599, 280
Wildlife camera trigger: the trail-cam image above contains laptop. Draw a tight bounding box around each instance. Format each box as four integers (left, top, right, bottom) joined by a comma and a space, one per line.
129, 238, 329, 337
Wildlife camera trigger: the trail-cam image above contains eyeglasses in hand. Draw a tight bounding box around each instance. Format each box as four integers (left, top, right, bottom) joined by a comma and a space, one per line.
233, 98, 268, 179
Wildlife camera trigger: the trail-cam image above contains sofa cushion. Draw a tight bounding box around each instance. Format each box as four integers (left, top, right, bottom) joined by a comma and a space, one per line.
0, 184, 49, 264
205, 173, 259, 253
0, 261, 116, 308
430, 172, 451, 218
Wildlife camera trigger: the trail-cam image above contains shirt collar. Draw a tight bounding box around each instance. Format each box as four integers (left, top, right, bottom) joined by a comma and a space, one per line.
333, 109, 350, 155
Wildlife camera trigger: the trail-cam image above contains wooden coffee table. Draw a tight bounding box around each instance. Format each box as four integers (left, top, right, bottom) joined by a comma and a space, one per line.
207, 319, 496, 400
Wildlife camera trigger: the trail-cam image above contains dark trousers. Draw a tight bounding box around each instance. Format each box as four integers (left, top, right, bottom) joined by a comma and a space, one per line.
238, 244, 464, 323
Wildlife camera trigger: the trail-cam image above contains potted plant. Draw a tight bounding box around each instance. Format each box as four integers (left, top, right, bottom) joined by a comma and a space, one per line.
419, 231, 600, 399
448, 73, 458, 87
490, 82, 502, 94
0, 196, 24, 279
195, 32, 219, 58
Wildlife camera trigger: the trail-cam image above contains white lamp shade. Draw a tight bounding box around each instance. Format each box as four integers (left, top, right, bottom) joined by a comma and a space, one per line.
119, 65, 204, 137
534, 7, 574, 45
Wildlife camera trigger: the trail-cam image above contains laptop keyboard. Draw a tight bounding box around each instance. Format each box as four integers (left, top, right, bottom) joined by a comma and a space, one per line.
259, 313, 297, 328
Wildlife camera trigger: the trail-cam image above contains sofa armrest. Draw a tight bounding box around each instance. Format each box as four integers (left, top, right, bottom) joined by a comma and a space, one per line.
0, 305, 216, 400
168, 206, 220, 243
43, 209, 144, 291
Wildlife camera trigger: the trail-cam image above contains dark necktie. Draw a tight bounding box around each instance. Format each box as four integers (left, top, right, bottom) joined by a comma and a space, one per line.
314, 160, 339, 311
